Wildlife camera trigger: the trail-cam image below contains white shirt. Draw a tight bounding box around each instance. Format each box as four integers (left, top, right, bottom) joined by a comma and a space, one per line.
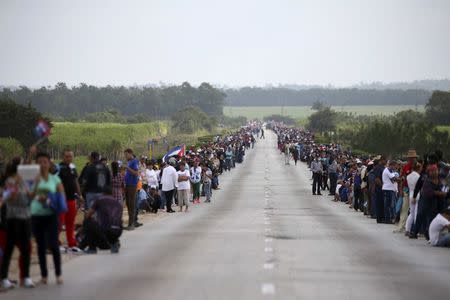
382, 168, 397, 191
145, 169, 158, 187
190, 166, 202, 183
429, 214, 450, 246
161, 165, 178, 191
177, 170, 191, 191
407, 171, 420, 200
360, 166, 368, 189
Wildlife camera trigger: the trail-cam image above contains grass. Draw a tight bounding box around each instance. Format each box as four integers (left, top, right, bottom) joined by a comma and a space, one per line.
49, 121, 169, 163
224, 105, 425, 120
49, 122, 222, 168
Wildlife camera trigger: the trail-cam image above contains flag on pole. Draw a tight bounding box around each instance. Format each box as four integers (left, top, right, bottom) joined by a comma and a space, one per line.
162, 144, 186, 162
34, 119, 51, 138
33, 119, 52, 146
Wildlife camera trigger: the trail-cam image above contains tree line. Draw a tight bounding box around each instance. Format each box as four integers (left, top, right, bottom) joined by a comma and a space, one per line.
225, 87, 431, 106
306, 91, 450, 156
0, 82, 225, 120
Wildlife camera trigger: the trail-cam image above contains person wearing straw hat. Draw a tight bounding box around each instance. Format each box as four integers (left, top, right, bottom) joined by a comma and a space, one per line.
402, 149, 418, 182
394, 149, 419, 233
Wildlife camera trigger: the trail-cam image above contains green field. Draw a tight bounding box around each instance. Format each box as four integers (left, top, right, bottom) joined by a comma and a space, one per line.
48, 122, 169, 164
224, 105, 425, 120
48, 122, 221, 167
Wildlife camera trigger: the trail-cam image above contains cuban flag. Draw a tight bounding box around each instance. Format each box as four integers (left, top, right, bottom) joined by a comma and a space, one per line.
34, 119, 51, 138
162, 144, 186, 162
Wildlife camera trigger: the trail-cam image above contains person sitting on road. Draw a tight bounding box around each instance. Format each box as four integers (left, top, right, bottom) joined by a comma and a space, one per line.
429, 206, 450, 247
80, 186, 123, 254
148, 186, 161, 214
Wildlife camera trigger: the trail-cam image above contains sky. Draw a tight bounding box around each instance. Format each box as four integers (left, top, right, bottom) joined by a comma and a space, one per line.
1, 0, 449, 87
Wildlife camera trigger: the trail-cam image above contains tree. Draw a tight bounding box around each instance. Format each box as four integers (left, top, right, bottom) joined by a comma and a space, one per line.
425, 91, 450, 125
311, 100, 328, 110
307, 107, 337, 133
0, 82, 226, 121
171, 106, 217, 134
0, 96, 52, 148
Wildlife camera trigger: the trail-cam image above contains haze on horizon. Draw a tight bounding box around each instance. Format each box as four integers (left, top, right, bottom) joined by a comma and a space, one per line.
1, 0, 449, 88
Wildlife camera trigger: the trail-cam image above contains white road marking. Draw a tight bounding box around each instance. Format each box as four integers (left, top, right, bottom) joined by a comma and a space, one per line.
265, 238, 273, 243
261, 283, 276, 295
264, 221, 271, 225
264, 263, 274, 269
264, 247, 273, 252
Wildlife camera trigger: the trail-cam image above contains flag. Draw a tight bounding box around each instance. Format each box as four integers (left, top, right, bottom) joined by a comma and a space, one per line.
34, 119, 51, 138
162, 144, 186, 162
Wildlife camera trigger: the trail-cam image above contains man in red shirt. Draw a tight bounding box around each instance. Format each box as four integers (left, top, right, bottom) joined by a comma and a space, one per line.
401, 149, 418, 189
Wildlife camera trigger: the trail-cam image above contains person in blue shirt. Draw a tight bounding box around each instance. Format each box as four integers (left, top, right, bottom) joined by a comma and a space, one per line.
124, 149, 139, 231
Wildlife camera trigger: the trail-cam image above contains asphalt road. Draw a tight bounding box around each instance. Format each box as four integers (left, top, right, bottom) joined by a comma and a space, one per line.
5, 131, 450, 300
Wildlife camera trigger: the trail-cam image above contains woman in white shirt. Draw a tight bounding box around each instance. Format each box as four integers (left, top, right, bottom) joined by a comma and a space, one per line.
405, 163, 422, 235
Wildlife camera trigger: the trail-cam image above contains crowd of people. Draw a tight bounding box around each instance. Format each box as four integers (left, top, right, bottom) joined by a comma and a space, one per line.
0, 122, 264, 291
272, 122, 450, 248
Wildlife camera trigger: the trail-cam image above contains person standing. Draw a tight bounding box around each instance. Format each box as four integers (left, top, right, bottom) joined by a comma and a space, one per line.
79, 152, 111, 209
111, 161, 125, 205
202, 163, 213, 203
328, 157, 339, 196
161, 157, 178, 213
31, 152, 64, 285
123, 149, 139, 230
382, 160, 400, 224
176, 163, 190, 212
373, 156, 387, 224
58, 149, 82, 253
145, 160, 158, 190
0, 160, 34, 289
311, 156, 323, 195
404, 163, 422, 235
411, 165, 447, 239
190, 160, 202, 203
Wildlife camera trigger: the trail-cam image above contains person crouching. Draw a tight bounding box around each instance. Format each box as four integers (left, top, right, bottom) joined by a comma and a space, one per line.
80, 186, 123, 254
